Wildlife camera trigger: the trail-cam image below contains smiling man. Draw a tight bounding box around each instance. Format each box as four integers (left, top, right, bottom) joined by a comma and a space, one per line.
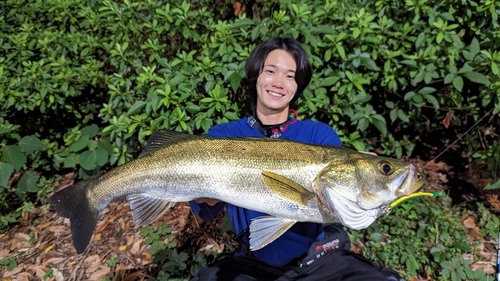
189, 37, 404, 281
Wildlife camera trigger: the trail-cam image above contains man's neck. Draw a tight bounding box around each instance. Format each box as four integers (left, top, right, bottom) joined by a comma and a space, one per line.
255, 108, 289, 125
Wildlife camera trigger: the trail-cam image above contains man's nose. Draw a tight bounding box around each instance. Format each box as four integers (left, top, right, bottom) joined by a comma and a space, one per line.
272, 74, 285, 88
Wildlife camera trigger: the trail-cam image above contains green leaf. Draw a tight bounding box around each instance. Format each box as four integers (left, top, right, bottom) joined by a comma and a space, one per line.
436, 32, 444, 44
320, 75, 341, 87
457, 63, 473, 74
0, 162, 14, 188
230, 18, 254, 29
390, 110, 397, 122
224, 112, 239, 121
469, 37, 480, 58
95, 147, 109, 167
371, 115, 387, 136
1, 145, 26, 171
228, 72, 243, 93
69, 135, 90, 152
0, 127, 11, 135
360, 57, 377, 71
98, 138, 114, 155
19, 135, 45, 154
127, 101, 147, 116
64, 153, 79, 168
335, 44, 346, 60
452, 76, 464, 91
425, 95, 440, 109
483, 180, 500, 190
444, 73, 454, 84
221, 214, 233, 232
353, 28, 361, 39
80, 150, 97, 170
81, 124, 99, 137
464, 72, 490, 85
397, 109, 410, 122
415, 32, 426, 49
18, 171, 39, 192
418, 87, 436, 95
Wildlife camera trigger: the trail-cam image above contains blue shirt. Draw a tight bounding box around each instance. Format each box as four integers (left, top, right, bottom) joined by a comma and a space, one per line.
189, 116, 341, 266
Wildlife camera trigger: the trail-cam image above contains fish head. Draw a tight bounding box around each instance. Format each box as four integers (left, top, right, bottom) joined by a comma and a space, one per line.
315, 153, 424, 229
352, 155, 424, 209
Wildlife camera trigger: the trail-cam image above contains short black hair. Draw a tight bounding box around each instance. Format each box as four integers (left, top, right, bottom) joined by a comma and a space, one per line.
245, 37, 312, 109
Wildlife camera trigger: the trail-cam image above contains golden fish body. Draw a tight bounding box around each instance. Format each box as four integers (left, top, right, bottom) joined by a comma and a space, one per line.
51, 130, 424, 253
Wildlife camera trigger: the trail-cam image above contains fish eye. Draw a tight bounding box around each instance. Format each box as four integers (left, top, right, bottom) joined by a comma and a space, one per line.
378, 161, 393, 175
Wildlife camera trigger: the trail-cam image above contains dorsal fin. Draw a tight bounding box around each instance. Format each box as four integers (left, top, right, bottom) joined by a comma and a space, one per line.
138, 130, 200, 158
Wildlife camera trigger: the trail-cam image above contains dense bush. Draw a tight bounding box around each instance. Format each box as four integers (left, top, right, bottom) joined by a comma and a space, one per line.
1, 0, 499, 279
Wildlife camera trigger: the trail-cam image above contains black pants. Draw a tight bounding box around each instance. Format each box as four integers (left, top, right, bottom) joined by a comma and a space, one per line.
190, 224, 404, 281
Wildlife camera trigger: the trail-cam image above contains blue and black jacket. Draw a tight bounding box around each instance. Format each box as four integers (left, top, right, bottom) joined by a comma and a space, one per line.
189, 116, 342, 267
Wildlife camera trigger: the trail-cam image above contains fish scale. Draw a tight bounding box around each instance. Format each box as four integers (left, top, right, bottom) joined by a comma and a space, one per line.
51, 130, 424, 254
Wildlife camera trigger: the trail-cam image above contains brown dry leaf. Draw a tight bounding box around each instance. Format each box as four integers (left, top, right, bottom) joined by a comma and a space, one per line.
12, 273, 32, 281
233, 2, 243, 16
88, 266, 111, 281
122, 270, 146, 281
442, 110, 453, 129
84, 254, 100, 264
45, 257, 66, 266
486, 194, 500, 210
462, 215, 477, 228
130, 240, 142, 255
31, 265, 49, 278
0, 249, 10, 259
471, 261, 495, 274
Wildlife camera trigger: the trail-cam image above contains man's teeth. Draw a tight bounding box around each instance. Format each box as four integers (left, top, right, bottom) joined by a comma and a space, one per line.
268, 91, 283, 97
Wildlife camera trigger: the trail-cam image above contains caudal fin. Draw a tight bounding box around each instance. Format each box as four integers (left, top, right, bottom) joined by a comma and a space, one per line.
50, 179, 100, 254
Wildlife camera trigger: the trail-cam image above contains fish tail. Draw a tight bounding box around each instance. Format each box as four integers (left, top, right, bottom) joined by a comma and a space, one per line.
50, 178, 100, 254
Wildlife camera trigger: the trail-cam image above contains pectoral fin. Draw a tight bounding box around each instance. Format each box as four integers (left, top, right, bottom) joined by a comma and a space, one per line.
249, 216, 296, 251
126, 194, 176, 228
262, 171, 315, 206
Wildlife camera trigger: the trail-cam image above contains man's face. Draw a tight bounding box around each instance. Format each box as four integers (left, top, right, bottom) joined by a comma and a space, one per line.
256, 49, 298, 117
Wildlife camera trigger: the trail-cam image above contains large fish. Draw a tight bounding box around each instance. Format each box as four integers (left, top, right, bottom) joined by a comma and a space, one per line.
51, 130, 424, 254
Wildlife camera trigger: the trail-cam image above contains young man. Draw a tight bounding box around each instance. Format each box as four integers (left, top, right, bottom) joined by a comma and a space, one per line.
189, 37, 404, 281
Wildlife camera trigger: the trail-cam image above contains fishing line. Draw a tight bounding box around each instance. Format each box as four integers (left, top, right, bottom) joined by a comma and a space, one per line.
424, 107, 495, 169
419, 106, 498, 279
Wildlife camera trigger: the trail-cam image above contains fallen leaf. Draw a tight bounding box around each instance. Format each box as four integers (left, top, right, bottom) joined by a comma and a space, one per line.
471, 261, 495, 274
32, 265, 48, 278
88, 266, 111, 281
462, 215, 476, 228
44, 245, 54, 253
233, 2, 243, 16
486, 194, 500, 210
45, 257, 66, 265
442, 111, 453, 129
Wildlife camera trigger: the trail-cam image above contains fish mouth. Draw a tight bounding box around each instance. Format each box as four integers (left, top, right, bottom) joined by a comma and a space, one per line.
393, 164, 423, 197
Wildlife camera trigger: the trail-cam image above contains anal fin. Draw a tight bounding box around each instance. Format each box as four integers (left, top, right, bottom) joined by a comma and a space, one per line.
249, 216, 296, 251
126, 194, 175, 228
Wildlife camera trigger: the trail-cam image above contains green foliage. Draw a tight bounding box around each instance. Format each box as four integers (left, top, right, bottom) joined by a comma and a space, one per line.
1, 0, 499, 278
0, 257, 18, 271
350, 194, 497, 280
140, 223, 208, 280
43, 268, 54, 280
107, 256, 119, 268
